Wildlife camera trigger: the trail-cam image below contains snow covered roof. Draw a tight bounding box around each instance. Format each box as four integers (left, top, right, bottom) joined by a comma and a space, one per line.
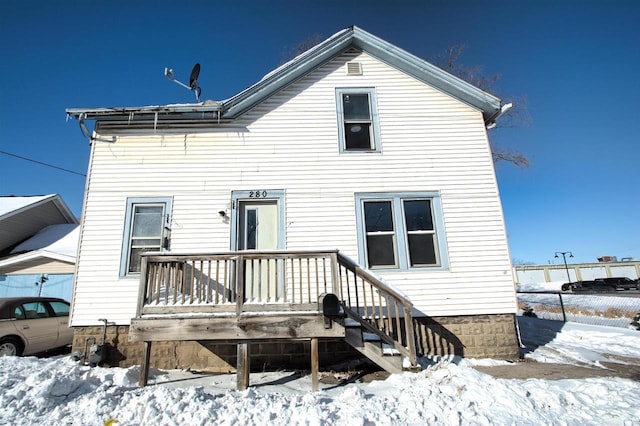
10, 224, 79, 256
0, 194, 78, 253
0, 195, 56, 218
0, 224, 79, 268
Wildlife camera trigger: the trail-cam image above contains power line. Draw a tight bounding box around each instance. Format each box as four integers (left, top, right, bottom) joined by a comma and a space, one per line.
0, 150, 86, 177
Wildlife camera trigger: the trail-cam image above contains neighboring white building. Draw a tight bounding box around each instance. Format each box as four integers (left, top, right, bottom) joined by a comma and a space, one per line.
0, 195, 79, 300
66, 26, 519, 368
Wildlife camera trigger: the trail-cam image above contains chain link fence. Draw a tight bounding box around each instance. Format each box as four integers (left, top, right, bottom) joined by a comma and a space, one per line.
516, 291, 640, 329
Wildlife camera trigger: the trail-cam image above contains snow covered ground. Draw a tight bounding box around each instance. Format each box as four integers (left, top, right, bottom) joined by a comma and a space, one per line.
1, 317, 639, 425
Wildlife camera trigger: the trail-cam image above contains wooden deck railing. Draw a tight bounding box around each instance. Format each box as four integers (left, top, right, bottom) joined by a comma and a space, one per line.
136, 250, 417, 366
335, 253, 417, 366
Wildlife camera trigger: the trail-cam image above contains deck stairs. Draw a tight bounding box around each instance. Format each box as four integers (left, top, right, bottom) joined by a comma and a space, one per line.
133, 250, 419, 387
342, 317, 404, 373
320, 292, 409, 374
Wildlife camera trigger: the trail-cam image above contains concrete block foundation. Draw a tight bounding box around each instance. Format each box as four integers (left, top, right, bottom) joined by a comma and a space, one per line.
71, 313, 520, 371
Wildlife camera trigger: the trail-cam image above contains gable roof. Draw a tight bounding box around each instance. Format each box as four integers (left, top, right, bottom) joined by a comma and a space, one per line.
0, 195, 78, 253
66, 26, 504, 127
223, 26, 503, 123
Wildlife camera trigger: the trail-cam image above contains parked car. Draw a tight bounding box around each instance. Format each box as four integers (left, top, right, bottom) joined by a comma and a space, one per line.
561, 280, 617, 292
595, 277, 639, 291
0, 297, 73, 356
561, 282, 575, 291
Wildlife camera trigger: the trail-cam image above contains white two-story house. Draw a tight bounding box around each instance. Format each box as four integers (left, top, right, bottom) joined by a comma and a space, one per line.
66, 26, 519, 382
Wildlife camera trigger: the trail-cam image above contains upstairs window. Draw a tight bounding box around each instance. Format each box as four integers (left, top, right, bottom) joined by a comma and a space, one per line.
120, 197, 172, 277
336, 88, 381, 152
355, 192, 449, 271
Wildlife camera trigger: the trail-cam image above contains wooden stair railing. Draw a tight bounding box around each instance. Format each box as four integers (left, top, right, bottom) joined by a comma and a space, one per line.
136, 250, 418, 369
333, 252, 418, 368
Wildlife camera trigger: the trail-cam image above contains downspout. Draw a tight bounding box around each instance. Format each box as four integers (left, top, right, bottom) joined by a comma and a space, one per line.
76, 114, 116, 144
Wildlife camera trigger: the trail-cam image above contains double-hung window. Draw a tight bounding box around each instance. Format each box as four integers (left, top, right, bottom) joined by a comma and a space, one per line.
120, 197, 172, 277
355, 192, 448, 270
336, 88, 381, 152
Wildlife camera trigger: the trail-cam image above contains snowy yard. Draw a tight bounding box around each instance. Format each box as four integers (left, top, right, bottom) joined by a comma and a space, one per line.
1, 316, 639, 425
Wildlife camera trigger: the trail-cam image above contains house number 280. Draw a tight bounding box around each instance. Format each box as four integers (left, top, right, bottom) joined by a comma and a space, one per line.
249, 190, 268, 198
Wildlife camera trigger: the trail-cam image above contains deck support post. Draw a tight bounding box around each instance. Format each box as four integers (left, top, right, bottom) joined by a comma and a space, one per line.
139, 341, 152, 387
237, 342, 251, 390
311, 338, 319, 392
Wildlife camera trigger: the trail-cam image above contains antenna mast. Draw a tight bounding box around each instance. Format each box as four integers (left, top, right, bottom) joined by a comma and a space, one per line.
164, 63, 202, 102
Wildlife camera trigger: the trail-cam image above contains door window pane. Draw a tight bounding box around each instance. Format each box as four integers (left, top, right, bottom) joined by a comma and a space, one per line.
246, 209, 257, 250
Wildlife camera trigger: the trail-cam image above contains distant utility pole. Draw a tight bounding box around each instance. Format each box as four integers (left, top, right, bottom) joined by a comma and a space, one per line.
555, 251, 574, 283
35, 274, 48, 297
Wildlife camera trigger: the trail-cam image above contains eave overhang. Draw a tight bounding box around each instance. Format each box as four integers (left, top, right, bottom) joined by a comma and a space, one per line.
0, 250, 76, 269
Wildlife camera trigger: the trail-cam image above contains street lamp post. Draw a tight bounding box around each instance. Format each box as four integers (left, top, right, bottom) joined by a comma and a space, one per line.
555, 251, 574, 283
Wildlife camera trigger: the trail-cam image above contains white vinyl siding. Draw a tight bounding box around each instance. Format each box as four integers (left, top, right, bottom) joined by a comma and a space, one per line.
71, 51, 516, 326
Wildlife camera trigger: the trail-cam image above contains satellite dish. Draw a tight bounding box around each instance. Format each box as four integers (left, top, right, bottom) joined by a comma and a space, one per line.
164, 63, 202, 102
189, 63, 200, 89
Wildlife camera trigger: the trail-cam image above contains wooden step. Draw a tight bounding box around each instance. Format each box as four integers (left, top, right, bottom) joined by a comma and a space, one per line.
344, 327, 403, 374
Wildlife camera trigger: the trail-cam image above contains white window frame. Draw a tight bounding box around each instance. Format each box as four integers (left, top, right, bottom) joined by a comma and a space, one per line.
119, 197, 172, 277
336, 87, 381, 153
355, 192, 449, 271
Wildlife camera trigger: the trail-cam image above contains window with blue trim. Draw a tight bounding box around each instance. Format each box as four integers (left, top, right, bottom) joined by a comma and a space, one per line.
356, 193, 448, 270
336, 88, 381, 152
120, 197, 172, 277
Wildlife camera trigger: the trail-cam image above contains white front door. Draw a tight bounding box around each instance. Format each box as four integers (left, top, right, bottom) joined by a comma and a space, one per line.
238, 201, 278, 251
234, 194, 284, 301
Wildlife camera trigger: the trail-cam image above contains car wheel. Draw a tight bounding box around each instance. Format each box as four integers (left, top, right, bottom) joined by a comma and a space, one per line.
0, 337, 23, 356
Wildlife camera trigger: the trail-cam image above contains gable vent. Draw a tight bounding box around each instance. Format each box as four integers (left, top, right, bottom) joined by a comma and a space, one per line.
346, 62, 363, 76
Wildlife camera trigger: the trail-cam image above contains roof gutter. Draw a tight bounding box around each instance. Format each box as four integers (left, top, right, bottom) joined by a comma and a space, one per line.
486, 102, 513, 130
65, 102, 223, 120
66, 102, 225, 141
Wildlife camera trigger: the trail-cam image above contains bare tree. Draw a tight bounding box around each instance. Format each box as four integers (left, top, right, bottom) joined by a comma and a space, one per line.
280, 34, 323, 64
430, 44, 531, 167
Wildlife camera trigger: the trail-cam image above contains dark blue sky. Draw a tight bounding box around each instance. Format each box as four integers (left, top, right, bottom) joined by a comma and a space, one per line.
1, 0, 638, 264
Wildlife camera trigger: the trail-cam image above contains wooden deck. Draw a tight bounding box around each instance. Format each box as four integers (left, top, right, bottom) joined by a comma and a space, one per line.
131, 250, 417, 390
